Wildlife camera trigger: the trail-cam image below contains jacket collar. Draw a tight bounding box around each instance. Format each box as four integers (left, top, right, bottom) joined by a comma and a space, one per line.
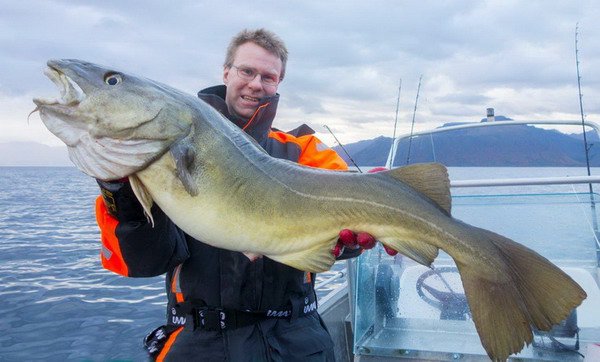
197, 85, 280, 145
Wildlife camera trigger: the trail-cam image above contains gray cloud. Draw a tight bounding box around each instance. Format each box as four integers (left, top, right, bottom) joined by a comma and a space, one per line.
2, 0, 599, 145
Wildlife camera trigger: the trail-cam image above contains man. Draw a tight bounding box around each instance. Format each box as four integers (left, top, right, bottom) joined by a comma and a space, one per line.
95, 28, 384, 361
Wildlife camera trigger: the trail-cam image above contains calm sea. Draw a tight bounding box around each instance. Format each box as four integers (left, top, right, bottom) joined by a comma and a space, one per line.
0, 166, 597, 361
0, 167, 164, 361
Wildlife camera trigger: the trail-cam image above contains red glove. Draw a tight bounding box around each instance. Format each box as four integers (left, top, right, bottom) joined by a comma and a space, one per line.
332, 229, 398, 257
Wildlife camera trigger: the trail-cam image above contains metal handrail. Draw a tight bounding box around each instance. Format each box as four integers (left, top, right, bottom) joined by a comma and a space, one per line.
451, 175, 600, 188
315, 270, 345, 290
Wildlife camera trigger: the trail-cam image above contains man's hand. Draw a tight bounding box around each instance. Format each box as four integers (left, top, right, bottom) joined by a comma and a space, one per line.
339, 229, 376, 249
332, 229, 398, 258
97, 177, 146, 221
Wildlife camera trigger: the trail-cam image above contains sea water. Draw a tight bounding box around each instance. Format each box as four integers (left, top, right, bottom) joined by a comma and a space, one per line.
0, 167, 164, 361
1, 166, 598, 360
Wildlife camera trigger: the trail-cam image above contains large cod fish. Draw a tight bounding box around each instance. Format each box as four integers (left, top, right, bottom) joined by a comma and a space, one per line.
33, 59, 586, 361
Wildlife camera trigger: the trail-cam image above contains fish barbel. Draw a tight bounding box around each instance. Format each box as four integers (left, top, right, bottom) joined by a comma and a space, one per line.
33, 59, 586, 361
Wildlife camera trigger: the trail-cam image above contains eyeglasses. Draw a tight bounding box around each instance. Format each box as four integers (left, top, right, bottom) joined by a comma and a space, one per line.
230, 65, 280, 86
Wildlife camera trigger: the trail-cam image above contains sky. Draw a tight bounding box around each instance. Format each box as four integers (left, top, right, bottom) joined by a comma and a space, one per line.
1, 0, 599, 148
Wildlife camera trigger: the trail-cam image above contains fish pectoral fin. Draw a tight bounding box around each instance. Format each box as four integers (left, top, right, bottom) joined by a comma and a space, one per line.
129, 174, 155, 226
268, 238, 338, 273
379, 238, 438, 266
385, 163, 451, 215
170, 140, 199, 196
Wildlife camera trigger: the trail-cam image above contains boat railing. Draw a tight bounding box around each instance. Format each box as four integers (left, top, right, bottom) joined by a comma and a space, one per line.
452, 175, 600, 188
316, 270, 345, 289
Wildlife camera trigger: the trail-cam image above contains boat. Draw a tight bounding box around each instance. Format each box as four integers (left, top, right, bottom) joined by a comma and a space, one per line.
315, 117, 600, 361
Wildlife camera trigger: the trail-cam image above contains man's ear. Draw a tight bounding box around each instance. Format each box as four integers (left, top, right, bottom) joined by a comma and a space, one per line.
223, 66, 230, 85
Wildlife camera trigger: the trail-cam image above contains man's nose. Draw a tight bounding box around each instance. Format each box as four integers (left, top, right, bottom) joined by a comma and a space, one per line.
247, 74, 263, 90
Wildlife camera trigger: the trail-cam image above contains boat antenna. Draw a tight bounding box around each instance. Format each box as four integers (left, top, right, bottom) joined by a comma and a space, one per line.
406, 75, 423, 165
388, 78, 402, 168
575, 23, 594, 196
323, 124, 363, 173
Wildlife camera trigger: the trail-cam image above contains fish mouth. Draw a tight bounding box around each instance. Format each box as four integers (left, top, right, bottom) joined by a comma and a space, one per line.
32, 65, 86, 109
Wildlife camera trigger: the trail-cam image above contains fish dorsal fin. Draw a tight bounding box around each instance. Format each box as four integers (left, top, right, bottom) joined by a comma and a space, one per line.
385, 163, 452, 214
129, 174, 155, 226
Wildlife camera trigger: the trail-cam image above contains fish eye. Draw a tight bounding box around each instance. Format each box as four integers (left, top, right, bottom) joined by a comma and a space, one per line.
104, 73, 122, 86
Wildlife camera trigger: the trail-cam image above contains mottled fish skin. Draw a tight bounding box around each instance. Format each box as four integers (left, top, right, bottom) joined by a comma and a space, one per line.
33, 59, 587, 361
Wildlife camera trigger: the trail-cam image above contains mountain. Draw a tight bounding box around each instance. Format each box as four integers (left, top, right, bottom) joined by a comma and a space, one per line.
0, 142, 71, 166
334, 121, 600, 167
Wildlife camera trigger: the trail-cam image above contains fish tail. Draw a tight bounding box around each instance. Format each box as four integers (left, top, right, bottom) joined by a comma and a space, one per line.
456, 226, 587, 361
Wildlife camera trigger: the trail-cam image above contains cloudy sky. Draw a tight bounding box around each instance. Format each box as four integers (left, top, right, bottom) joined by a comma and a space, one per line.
2, 0, 599, 148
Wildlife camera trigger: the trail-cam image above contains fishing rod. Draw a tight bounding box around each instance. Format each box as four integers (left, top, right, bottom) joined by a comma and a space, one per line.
575, 24, 594, 198
323, 124, 363, 173
389, 78, 402, 168
406, 75, 423, 165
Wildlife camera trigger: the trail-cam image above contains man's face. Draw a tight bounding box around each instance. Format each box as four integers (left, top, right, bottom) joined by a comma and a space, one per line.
223, 42, 282, 120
